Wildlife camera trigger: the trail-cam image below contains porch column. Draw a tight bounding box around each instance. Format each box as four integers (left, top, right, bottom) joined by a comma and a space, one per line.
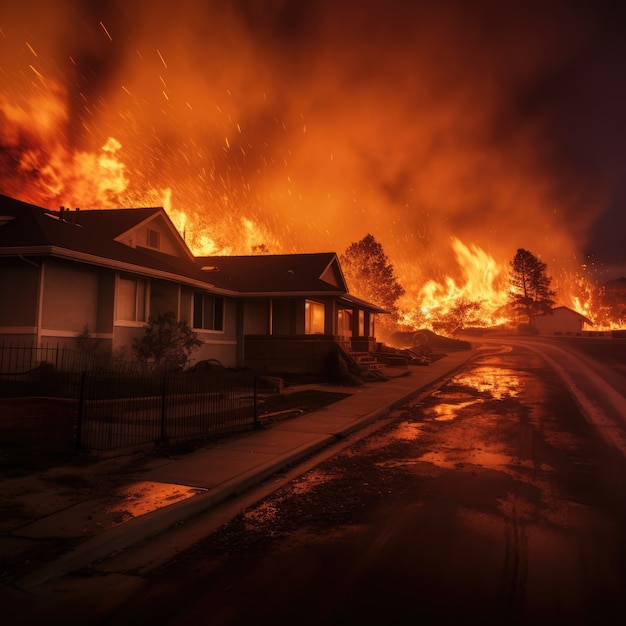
364, 310, 372, 337
322, 299, 333, 335
351, 307, 359, 338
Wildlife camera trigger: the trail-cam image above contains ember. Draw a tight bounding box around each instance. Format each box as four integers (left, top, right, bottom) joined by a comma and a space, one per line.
1, 2, 624, 331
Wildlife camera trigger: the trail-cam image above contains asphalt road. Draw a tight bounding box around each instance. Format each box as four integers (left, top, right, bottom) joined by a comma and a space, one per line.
86, 340, 626, 626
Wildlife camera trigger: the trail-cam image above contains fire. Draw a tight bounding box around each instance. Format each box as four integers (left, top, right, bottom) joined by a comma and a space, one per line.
393, 240, 626, 333
396, 238, 511, 333
0, 81, 128, 208
0, 5, 624, 333
0, 81, 621, 331
1, 89, 622, 331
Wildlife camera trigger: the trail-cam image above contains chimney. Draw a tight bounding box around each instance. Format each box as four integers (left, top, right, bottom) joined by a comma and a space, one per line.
60, 206, 65, 221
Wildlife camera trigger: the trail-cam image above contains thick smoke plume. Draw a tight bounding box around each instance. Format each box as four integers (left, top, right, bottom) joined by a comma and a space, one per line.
1, 0, 624, 288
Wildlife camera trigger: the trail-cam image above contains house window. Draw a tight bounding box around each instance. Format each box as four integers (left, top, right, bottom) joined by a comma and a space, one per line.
337, 309, 352, 336
305, 300, 325, 334
147, 228, 160, 249
193, 294, 224, 331
117, 276, 147, 322
359, 310, 365, 336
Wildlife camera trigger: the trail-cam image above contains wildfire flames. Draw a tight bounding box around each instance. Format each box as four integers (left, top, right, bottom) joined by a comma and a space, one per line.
1, 2, 623, 331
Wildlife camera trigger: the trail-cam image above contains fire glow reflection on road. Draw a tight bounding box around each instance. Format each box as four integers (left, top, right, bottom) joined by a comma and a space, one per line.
425, 366, 523, 422
452, 367, 523, 400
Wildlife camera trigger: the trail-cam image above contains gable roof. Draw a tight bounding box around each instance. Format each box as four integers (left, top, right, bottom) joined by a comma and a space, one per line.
0, 195, 223, 292
537, 306, 593, 325
196, 253, 348, 294
196, 253, 389, 313
62, 206, 162, 239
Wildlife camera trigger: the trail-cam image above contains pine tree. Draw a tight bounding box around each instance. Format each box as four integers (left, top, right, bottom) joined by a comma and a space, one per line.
509, 248, 555, 329
340, 234, 405, 327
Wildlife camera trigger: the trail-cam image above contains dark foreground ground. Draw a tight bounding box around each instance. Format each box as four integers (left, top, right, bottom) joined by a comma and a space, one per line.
83, 344, 626, 625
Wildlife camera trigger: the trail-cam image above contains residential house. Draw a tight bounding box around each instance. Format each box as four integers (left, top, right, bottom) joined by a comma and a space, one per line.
0, 195, 386, 375
534, 306, 592, 335
195, 253, 387, 374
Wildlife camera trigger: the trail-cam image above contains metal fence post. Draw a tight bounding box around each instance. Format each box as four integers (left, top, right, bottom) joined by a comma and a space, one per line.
160, 373, 168, 442
76, 370, 86, 451
253, 376, 260, 428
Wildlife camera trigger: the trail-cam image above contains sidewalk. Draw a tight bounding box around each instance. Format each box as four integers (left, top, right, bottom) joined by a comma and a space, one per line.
4, 349, 476, 591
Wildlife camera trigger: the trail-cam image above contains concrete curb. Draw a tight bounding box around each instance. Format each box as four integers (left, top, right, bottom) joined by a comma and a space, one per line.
16, 432, 336, 590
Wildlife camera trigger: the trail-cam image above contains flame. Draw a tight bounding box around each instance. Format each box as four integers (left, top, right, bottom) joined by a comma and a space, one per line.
1, 91, 622, 330
396, 238, 510, 332
0, 4, 624, 333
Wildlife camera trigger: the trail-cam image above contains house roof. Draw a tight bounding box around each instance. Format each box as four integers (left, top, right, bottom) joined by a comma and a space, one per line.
0, 195, 388, 313
196, 253, 346, 293
558, 306, 593, 325
196, 253, 389, 313
0, 194, 218, 291
539, 306, 593, 325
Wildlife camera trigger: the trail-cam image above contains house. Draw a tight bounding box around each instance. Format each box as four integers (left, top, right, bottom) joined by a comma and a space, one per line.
195, 253, 387, 374
0, 195, 387, 375
534, 306, 592, 335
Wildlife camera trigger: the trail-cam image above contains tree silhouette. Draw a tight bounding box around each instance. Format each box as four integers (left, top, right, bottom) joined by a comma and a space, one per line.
340, 234, 405, 329
509, 248, 555, 329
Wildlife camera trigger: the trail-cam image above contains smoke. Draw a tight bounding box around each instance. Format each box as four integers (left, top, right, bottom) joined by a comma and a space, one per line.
1, 0, 623, 283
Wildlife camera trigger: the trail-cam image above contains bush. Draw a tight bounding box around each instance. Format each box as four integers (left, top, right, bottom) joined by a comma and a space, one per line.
133, 311, 202, 370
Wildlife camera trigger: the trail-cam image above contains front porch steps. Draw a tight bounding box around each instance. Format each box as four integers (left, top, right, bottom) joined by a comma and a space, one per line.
348, 352, 386, 372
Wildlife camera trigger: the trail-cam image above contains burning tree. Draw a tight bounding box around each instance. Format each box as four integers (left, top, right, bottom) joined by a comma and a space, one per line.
340, 234, 405, 333
509, 248, 556, 330
431, 297, 483, 336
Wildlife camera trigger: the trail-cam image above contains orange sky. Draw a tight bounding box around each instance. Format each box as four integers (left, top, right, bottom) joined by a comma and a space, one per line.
1, 0, 625, 288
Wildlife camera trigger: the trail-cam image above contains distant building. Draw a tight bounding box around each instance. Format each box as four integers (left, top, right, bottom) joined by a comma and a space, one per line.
534, 306, 592, 335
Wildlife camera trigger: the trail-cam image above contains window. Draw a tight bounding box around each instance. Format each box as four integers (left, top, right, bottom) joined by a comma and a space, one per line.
147, 228, 160, 249
193, 293, 224, 331
337, 309, 352, 335
305, 300, 325, 334
117, 276, 147, 321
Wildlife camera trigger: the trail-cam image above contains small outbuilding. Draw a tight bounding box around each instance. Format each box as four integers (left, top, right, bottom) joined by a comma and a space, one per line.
534, 306, 592, 335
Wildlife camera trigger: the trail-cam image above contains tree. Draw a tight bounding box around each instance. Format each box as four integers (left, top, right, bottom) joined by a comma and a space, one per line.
133, 311, 203, 370
432, 298, 483, 336
509, 248, 555, 329
340, 234, 405, 328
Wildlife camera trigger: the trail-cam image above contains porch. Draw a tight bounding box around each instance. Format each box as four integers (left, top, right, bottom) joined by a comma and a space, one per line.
243, 334, 381, 377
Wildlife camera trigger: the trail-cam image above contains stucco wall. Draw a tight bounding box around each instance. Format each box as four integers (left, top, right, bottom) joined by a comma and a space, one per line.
0, 258, 39, 326
149, 278, 180, 318
41, 260, 99, 333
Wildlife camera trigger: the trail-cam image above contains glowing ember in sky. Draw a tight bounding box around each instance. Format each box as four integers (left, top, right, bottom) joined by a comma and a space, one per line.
1, 1, 625, 329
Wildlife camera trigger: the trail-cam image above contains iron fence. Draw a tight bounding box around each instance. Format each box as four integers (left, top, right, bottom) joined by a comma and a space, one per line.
77, 369, 258, 450
1, 343, 260, 451
0, 342, 137, 398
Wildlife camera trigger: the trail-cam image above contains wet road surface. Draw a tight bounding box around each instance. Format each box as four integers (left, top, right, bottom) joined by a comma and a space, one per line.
89, 343, 626, 626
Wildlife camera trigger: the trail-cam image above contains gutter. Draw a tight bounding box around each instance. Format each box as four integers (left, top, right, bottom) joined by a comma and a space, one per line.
18, 254, 40, 268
